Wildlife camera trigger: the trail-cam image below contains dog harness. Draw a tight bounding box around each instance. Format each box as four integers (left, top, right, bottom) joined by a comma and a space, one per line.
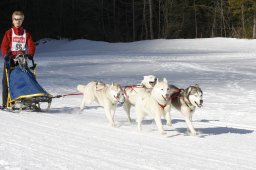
158, 103, 167, 109
123, 84, 145, 98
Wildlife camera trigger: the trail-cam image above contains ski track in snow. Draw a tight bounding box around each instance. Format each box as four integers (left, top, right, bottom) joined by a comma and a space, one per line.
0, 109, 255, 170
0, 38, 256, 170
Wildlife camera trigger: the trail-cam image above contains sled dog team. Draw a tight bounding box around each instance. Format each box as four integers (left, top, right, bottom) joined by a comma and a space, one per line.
77, 75, 203, 135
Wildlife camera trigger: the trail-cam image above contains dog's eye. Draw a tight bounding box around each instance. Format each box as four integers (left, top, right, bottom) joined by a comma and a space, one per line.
161, 89, 164, 91
167, 88, 170, 90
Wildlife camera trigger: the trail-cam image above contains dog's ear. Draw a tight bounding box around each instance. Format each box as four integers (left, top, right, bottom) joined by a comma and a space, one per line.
186, 87, 192, 95
179, 89, 185, 95
111, 82, 114, 86
163, 77, 168, 84
194, 84, 199, 88
149, 75, 155, 79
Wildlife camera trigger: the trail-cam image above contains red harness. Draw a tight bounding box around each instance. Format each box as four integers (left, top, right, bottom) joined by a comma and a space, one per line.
158, 88, 182, 109
123, 85, 145, 98
158, 103, 167, 109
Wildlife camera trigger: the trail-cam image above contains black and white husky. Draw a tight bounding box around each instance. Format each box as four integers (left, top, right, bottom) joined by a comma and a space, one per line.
77, 81, 125, 127
170, 84, 203, 135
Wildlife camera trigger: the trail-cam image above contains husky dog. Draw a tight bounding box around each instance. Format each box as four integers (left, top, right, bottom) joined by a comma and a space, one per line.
170, 84, 203, 135
140, 75, 157, 89
123, 75, 157, 122
135, 78, 172, 135
77, 81, 125, 127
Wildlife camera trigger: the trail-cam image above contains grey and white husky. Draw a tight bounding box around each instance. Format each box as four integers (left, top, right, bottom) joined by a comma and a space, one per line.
77, 81, 125, 127
170, 84, 203, 135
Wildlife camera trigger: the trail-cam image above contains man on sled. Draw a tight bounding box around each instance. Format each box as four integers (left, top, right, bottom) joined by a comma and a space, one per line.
1, 10, 35, 109
1, 11, 51, 111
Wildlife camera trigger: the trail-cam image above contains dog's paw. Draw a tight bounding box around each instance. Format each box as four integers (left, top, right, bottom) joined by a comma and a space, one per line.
128, 118, 132, 123
160, 131, 167, 135
109, 122, 117, 127
190, 131, 198, 136
166, 122, 172, 127
78, 109, 84, 114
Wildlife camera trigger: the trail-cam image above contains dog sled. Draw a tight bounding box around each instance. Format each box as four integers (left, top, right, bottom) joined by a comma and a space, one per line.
4, 54, 52, 112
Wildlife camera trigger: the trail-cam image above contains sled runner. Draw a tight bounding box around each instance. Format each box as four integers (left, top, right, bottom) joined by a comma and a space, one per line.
4, 54, 52, 111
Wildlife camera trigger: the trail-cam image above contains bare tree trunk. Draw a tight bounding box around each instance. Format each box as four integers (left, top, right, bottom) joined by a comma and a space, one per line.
163, 0, 170, 38
211, 6, 217, 37
221, 0, 226, 37
113, 0, 116, 40
220, 0, 223, 37
143, 0, 148, 39
148, 0, 154, 39
125, 1, 129, 41
132, 0, 136, 41
162, 0, 167, 38
59, 0, 63, 39
253, 10, 256, 38
241, 3, 245, 38
71, 0, 77, 37
158, 0, 161, 38
193, 0, 197, 38
164, 0, 173, 38
101, 0, 106, 40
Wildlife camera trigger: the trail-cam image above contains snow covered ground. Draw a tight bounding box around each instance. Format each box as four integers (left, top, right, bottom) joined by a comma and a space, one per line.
0, 38, 256, 170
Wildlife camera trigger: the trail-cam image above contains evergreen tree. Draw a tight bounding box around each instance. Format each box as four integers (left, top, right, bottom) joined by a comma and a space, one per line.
228, 0, 256, 38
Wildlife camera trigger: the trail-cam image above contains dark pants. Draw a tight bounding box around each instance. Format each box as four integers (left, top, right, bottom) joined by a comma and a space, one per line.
2, 64, 8, 107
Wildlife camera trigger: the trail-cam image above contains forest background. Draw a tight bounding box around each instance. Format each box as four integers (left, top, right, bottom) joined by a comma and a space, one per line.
0, 0, 256, 42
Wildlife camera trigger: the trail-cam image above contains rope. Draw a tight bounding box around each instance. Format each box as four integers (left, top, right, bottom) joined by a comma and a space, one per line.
52, 92, 83, 98
51, 84, 144, 99
122, 84, 145, 88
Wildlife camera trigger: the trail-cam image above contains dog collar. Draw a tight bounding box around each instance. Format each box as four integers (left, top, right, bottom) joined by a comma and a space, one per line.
158, 102, 166, 109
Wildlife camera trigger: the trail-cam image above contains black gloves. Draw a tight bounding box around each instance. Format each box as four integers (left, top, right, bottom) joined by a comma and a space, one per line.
4, 55, 10, 62
4, 54, 33, 62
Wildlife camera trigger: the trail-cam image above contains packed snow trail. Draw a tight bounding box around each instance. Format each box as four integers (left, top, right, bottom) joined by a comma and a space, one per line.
0, 38, 256, 170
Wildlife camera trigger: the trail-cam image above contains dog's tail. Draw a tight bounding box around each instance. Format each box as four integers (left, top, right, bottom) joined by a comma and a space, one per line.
77, 84, 86, 93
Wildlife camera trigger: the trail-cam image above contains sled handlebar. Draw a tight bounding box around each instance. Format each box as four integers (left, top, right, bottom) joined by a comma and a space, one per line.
15, 54, 36, 70
29, 59, 37, 70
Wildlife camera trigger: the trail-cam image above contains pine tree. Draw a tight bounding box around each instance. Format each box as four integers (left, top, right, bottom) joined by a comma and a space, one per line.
228, 0, 256, 38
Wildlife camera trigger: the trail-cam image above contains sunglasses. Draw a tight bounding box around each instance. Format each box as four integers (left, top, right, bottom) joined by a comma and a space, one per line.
13, 18, 23, 21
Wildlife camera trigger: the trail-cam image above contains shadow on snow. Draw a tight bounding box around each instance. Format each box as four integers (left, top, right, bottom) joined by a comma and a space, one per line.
137, 118, 254, 136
